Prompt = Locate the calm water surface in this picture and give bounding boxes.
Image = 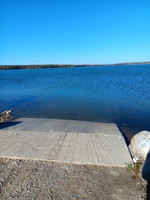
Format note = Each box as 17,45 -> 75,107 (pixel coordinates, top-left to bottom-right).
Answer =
0,65 -> 150,139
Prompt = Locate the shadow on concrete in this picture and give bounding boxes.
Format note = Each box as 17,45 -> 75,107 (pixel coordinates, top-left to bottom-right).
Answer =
114,120 -> 130,146
0,121 -> 22,130
142,150 -> 150,200
116,125 -> 130,146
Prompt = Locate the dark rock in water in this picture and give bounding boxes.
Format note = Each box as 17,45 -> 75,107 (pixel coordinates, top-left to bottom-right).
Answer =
0,109 -> 14,123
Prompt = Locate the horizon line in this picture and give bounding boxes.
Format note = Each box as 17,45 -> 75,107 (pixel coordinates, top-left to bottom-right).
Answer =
0,61 -> 150,66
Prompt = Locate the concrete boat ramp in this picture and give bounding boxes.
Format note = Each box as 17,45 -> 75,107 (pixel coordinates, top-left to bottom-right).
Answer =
0,118 -> 132,167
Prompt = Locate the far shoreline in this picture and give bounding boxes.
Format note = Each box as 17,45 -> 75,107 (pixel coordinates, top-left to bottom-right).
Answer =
0,61 -> 150,70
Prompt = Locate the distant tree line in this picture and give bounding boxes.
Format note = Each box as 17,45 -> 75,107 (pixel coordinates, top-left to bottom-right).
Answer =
0,64 -> 91,70
0,62 -> 150,70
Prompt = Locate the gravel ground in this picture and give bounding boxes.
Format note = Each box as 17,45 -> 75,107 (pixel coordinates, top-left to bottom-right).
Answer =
0,158 -> 146,200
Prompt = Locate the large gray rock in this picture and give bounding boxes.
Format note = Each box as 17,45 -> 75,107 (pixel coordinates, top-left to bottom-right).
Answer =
129,131 -> 150,160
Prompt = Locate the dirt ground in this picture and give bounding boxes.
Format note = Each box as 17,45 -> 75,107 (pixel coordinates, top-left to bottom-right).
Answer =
0,158 -> 146,200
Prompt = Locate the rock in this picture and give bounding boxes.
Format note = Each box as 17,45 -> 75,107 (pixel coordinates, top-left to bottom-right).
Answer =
129,131 -> 150,160
0,109 -> 14,123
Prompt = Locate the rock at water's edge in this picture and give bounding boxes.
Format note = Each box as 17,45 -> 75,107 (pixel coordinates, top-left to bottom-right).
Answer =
129,131 -> 150,160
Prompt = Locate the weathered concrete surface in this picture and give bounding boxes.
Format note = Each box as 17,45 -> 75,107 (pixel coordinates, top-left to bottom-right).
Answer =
0,118 -> 132,167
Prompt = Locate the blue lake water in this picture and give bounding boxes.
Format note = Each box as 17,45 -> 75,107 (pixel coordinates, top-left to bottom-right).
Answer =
0,65 -> 150,139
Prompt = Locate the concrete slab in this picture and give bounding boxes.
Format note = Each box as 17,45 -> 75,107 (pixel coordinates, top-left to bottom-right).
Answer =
0,118 -> 132,167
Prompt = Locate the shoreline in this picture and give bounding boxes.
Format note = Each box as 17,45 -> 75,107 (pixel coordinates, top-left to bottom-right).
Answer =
0,119 -> 146,199
0,61 -> 150,70
0,157 -> 145,199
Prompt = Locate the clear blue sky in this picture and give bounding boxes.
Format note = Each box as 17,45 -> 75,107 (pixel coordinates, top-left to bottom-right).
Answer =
0,0 -> 150,65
